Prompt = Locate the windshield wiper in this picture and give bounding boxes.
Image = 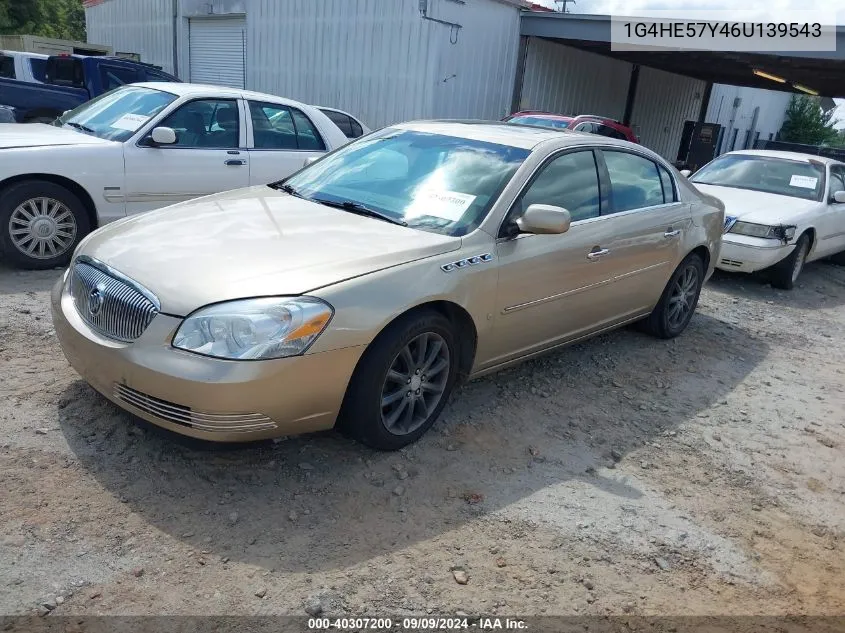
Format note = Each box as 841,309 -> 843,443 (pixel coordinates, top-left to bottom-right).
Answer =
273,183 -> 306,199
65,121 -> 95,134
312,198 -> 407,226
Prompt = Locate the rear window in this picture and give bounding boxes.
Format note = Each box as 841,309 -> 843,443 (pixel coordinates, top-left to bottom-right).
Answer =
100,65 -> 141,91
507,115 -> 570,130
47,57 -> 84,87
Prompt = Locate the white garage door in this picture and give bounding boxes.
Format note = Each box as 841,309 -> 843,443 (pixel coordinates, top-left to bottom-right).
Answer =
189,17 -> 246,89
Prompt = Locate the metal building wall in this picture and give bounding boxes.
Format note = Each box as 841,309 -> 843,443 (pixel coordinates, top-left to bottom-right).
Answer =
517,37 -> 632,119
629,67 -> 706,160
85,0 -> 176,74
431,0 -> 522,121
706,84 -> 791,153
248,0 -> 440,129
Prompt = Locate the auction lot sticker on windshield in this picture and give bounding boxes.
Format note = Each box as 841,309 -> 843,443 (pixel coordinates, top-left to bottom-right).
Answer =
412,188 -> 477,221
789,175 -> 818,189
111,113 -> 150,132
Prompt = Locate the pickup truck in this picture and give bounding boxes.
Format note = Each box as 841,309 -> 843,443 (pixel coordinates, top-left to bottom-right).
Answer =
0,54 -> 180,123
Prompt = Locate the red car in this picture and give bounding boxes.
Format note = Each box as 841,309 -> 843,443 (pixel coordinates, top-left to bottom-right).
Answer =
504,111 -> 640,144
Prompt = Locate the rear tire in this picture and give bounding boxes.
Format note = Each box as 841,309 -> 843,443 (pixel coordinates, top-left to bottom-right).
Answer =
770,233 -> 809,290
337,310 -> 458,451
640,252 -> 704,339
0,180 -> 90,270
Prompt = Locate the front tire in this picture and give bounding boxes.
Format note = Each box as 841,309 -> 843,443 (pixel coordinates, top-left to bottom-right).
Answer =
338,310 -> 458,450
640,252 -> 704,339
770,233 -> 809,290
0,180 -> 90,270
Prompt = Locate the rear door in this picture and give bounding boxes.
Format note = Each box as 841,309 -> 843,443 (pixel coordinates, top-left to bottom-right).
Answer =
594,148 -> 691,312
123,97 -> 250,214
246,100 -> 327,185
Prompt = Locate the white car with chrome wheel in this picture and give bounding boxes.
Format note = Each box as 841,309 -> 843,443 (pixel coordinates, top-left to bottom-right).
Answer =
689,150 -> 845,289
0,82 -> 349,270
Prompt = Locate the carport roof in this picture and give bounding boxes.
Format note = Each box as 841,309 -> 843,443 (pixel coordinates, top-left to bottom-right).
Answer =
520,12 -> 845,98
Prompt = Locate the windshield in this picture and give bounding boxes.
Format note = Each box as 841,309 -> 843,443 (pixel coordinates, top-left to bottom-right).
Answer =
55,86 -> 178,142
281,128 -> 530,236
507,115 -> 570,130
692,154 -> 825,201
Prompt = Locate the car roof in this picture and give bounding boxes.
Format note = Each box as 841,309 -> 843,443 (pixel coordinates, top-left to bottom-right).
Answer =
724,149 -> 843,166
392,119 -> 637,151
1,49 -> 48,59
131,82 -> 313,109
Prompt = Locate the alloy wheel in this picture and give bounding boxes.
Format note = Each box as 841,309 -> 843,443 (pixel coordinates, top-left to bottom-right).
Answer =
9,197 -> 77,260
380,332 -> 451,436
667,263 -> 700,331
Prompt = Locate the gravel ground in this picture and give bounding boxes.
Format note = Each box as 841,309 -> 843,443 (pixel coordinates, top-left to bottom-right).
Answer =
1,259 -> 844,618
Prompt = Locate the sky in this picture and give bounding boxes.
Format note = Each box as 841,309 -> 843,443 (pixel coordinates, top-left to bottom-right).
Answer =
533,0 -> 845,126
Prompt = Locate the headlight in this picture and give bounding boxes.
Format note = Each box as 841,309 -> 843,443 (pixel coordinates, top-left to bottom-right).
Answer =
728,221 -> 796,241
172,297 -> 333,360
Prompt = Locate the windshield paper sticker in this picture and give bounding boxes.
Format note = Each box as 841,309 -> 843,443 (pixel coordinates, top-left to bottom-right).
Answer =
409,188 -> 477,221
110,113 -> 150,132
789,175 -> 818,189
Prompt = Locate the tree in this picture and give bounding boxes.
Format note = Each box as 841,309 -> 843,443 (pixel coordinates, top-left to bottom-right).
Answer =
0,0 -> 85,41
778,94 -> 840,146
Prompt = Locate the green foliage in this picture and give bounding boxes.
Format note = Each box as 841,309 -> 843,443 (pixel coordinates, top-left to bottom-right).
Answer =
778,94 -> 841,146
0,0 -> 85,42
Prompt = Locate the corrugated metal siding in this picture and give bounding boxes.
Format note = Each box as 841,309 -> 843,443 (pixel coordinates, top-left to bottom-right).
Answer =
518,38 -> 632,118
431,0 -> 522,121
249,0 -> 442,129
85,0 -> 175,74
629,67 -> 705,160
706,84 -> 791,153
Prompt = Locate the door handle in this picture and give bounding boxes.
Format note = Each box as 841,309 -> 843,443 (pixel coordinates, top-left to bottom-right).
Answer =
225,159 -> 247,166
664,229 -> 681,238
586,248 -> 610,260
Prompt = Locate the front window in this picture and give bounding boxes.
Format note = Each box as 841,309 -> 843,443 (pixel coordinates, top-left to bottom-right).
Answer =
507,115 -> 570,130
692,154 -> 825,201
55,86 -> 178,142
281,128 -> 530,236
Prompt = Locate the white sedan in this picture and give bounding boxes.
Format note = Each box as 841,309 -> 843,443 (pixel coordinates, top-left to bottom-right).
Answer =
0,82 -> 350,269
689,150 -> 845,289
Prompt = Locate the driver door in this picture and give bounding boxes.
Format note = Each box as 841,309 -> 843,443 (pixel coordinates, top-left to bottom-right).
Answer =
816,165 -> 845,257
486,149 -> 621,367
123,98 -> 250,214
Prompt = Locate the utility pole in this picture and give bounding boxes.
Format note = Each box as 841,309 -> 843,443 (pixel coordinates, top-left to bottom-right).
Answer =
556,0 -> 575,12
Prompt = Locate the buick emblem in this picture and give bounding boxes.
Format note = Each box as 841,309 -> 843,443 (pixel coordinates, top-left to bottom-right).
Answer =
88,285 -> 105,317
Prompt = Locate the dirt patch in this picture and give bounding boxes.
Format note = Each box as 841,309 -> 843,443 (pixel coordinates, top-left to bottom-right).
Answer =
1,261 -> 843,616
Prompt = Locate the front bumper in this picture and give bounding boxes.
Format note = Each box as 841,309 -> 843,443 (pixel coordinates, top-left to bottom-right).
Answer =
715,235 -> 794,274
51,274 -> 365,442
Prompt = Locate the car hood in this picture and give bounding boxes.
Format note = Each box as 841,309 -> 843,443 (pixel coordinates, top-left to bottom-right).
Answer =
0,123 -> 113,148
693,183 -> 820,224
77,186 -> 462,315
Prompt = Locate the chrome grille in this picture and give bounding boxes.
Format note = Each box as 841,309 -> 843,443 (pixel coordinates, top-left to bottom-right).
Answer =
70,259 -> 159,342
114,384 -> 277,433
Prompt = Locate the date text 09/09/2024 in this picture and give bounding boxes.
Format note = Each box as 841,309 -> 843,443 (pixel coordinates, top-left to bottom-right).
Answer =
307,617 -> 529,630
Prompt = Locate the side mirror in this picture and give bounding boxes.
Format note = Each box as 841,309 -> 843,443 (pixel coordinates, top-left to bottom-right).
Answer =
516,204 -> 572,235
303,156 -> 319,167
149,126 -> 177,145
834,191 -> 845,204
679,169 -> 692,177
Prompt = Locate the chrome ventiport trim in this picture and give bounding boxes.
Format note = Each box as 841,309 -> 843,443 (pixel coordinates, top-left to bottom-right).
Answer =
441,253 -> 493,272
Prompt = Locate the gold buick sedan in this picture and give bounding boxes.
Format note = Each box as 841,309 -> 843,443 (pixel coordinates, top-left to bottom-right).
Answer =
52,121 -> 724,450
